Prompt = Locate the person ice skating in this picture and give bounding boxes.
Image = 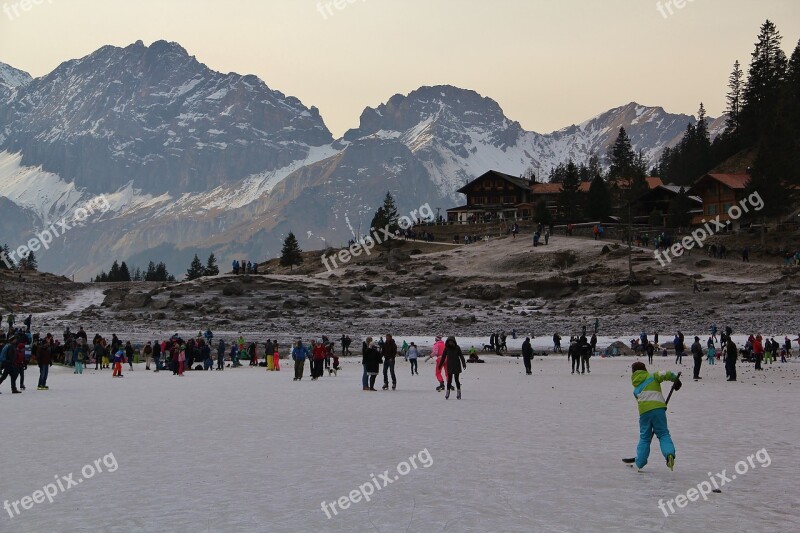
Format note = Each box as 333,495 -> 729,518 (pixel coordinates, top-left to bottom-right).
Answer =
426,335 -> 447,391
407,342 -> 419,375
74,342 -> 86,374
265,339 -> 274,371
143,342 -> 152,370
273,341 -> 281,371
0,340 -> 23,393
569,338 -> 580,374
630,362 -> 681,470
381,334 -> 398,390
580,335 -> 591,374
177,346 -> 186,376
725,338 -> 738,381
36,339 -> 52,390
311,340 -> 326,380
23,314 -> 31,333
646,341 -> 654,364
291,340 -> 307,381
753,334 -> 764,370
362,337 -> 381,391
709,324 -> 718,343
673,334 -> 684,365
706,339 -> 716,365
112,349 -> 125,377
521,337 -> 533,375
439,336 -> 467,399
553,333 -> 562,353
691,337 -> 703,380
216,339 -> 225,370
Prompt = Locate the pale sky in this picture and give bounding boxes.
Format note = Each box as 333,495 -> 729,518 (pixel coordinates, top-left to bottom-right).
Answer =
1,0 -> 798,137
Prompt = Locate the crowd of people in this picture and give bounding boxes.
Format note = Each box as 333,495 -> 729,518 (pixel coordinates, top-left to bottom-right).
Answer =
2,316 -> 798,400
231,260 -> 258,275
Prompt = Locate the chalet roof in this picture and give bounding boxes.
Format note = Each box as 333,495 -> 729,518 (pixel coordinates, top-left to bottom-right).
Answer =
531,182 -> 591,194
640,183 -> 702,204
704,173 -> 750,190
457,170 -> 531,194
687,173 -> 750,196
612,176 -> 664,190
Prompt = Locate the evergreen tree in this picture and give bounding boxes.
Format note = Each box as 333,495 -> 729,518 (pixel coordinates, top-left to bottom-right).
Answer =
119,261 -> 131,282
204,253 -> 220,276
108,260 -> 121,282
558,160 -> 581,221
132,267 -> 142,282
725,60 -> 744,135
369,192 -> 400,246
741,20 -> 788,145
154,262 -> 170,282
186,254 -> 204,280
280,232 -> 303,271
25,251 -> 38,271
586,176 -> 612,221
607,127 -> 637,180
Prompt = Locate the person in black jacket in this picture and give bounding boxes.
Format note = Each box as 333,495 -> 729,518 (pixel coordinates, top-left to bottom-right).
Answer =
363,338 -> 381,391
381,334 -> 398,390
438,336 -> 466,399
691,336 -> 703,380
569,338 -> 581,374
521,337 -> 533,375
725,339 -> 738,381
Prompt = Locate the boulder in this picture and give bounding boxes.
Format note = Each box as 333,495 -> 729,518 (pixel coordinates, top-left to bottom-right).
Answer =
615,286 -> 642,305
222,282 -> 244,296
119,292 -> 152,310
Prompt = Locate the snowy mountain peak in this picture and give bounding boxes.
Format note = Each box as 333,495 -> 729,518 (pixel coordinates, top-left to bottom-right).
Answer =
0,62 -> 32,90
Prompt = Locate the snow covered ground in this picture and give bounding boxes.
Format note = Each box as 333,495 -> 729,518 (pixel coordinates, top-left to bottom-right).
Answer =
3,355 -> 799,532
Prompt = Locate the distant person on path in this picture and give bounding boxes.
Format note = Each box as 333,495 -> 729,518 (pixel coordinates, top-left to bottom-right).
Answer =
630,362 -> 680,471
691,336 -> 703,380
521,337 -> 533,375
216,339 -> 225,370
439,336 -> 467,399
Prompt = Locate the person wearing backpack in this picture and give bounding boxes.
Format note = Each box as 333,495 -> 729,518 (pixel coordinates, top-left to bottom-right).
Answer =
0,341 -> 22,393
74,341 -> 86,374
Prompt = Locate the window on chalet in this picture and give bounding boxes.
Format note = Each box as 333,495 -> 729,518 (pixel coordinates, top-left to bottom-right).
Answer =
706,204 -> 718,215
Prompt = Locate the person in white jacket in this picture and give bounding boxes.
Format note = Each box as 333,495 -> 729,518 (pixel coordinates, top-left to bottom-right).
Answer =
406,343 -> 419,375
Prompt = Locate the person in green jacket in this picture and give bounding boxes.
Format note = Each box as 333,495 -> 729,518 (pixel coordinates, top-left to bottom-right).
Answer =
631,362 -> 681,470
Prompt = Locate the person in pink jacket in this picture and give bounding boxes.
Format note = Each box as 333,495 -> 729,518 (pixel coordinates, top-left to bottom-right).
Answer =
426,335 -> 448,391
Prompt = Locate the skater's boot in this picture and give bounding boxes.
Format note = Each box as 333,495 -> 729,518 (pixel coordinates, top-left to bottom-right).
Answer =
445,388 -> 450,399
382,383 -> 389,390
449,385 -> 455,391
436,381 -> 445,391
457,389 -> 461,400
392,383 -> 396,390
666,454 -> 675,471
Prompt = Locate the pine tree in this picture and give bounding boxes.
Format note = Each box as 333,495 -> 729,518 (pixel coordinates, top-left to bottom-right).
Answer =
108,260 -> 121,282
132,267 -> 142,282
558,160 -> 581,221
586,176 -> 612,221
533,199 -> 552,227
607,127 -> 636,181
204,253 -> 220,276
725,60 -> 744,134
369,192 -> 400,247
280,232 -> 303,271
186,254 -> 204,280
741,20 -> 788,145
119,261 -> 131,282
667,187 -> 693,228
155,262 -> 170,282
24,251 -> 38,271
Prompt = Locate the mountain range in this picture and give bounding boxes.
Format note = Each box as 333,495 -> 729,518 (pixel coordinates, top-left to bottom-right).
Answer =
0,40 -> 726,278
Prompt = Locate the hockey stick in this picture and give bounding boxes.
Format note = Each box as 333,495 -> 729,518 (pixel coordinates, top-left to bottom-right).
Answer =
665,372 -> 682,405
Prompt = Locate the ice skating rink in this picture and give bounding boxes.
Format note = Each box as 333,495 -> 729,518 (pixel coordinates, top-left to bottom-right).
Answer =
3,355 -> 799,532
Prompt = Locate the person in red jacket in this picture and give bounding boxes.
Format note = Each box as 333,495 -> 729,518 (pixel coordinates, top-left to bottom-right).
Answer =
753,334 -> 764,370
311,340 -> 326,380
